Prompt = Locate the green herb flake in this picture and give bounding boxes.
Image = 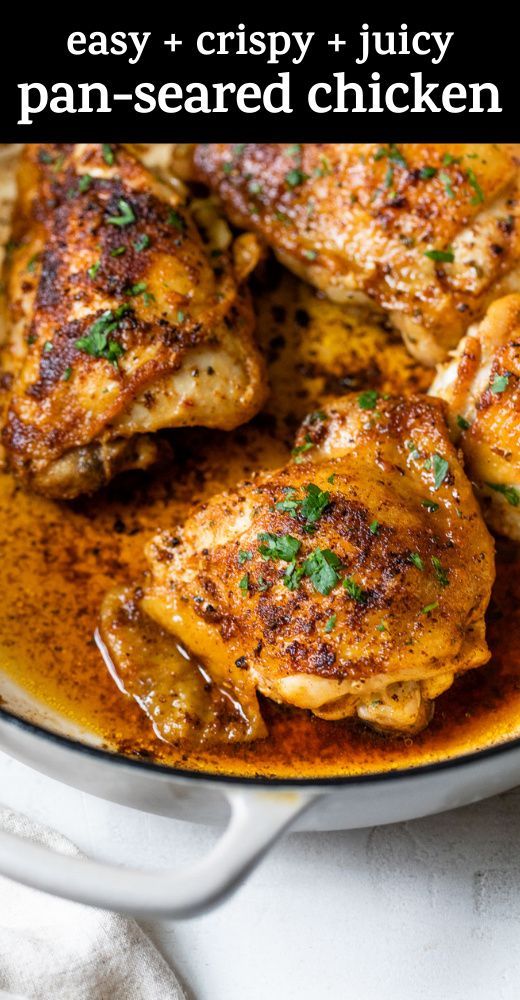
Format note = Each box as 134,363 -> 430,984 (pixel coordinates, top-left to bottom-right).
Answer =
75,306 -> 129,367
327,474 -> 336,484
238,550 -> 253,565
257,532 -> 301,562
490,373 -> 509,394
419,166 -> 437,179
439,170 -> 455,199
457,414 -> 471,430
134,233 -> 151,252
168,209 -> 186,232
432,454 -> 450,490
369,519 -> 380,535
78,174 -> 92,194
467,168 -> 484,205
126,281 -> 147,297
358,389 -> 379,411
285,169 -> 308,188
409,553 -> 424,571
43,341 -> 53,352
424,248 -> 455,263
292,434 -> 314,463
102,144 -> 116,166
485,482 -> 520,507
376,621 -> 388,633
283,561 -> 305,591
303,548 -> 342,596
88,260 -> 101,280
343,576 -> 367,603
422,602 -> 439,615
106,199 -> 136,228
239,574 -> 250,591
325,614 -> 337,633
431,555 -> 449,588
421,499 -> 439,512
110,246 -> 126,257
62,366 -> 72,382
300,483 -> 330,524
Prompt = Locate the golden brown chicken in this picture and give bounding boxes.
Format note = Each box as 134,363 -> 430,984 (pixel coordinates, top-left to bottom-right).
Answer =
431,294 -> 520,541
179,143 -> 520,366
103,393 -> 495,737
0,143 -> 266,498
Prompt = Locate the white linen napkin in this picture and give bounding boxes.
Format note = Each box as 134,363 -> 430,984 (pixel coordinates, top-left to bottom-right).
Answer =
0,807 -> 185,1000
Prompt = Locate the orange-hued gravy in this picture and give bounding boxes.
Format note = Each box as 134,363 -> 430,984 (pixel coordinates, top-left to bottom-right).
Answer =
1,265 -> 520,778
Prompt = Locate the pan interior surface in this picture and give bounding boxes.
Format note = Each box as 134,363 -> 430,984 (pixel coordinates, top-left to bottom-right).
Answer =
1,144 -> 520,781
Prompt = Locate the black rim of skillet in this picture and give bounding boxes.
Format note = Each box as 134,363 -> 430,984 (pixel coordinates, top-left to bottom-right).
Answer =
1,702 -> 520,786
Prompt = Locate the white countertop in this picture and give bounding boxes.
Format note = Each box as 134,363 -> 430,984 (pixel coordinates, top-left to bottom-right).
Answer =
1,748 -> 520,1000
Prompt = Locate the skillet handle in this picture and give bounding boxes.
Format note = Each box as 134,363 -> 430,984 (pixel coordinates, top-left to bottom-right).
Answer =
0,787 -> 318,918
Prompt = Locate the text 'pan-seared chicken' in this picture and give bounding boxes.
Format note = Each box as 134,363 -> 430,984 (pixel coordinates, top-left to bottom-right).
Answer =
0,143 -> 266,498
102,394 -> 495,739
432,294 -> 520,542
182,143 -> 520,366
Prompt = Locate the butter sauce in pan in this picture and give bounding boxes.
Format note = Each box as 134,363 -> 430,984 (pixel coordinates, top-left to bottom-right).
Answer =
1,266 -> 519,778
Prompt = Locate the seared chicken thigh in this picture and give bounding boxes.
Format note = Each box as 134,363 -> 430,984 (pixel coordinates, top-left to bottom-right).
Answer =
0,143 -> 266,498
112,394 -> 495,737
183,143 -> 520,366
432,294 -> 520,541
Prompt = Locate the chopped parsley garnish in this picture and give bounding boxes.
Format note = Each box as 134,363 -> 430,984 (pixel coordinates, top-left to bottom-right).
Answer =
327,474 -> 336,484
442,153 -> 460,166
300,483 -> 330,524
490,373 -> 509,394
285,168 -> 308,188
239,574 -> 250,591
343,576 -> 366,602
75,306 -> 129,367
431,555 -> 449,588
177,310 -> 185,323
26,254 -> 39,273
168,209 -> 186,231
88,260 -> 101,279
126,281 -> 147,297
102,144 -> 115,166
376,621 -> 388,632
419,166 -> 437,179
238,550 -> 252,564
432,453 -> 449,490
409,553 -> 424,571
38,150 -> 54,164
467,169 -> 484,205
358,389 -> 379,411
106,199 -> 136,227
302,548 -> 342,596
284,144 -> 302,158
421,499 -> 439,512
374,144 -> 407,168
283,561 -> 305,591
78,174 -> 92,194
43,341 -> 53,352
424,248 -> 455,263
369,519 -> 380,535
62,366 -> 72,382
134,233 -> 150,252
258,532 -> 301,562
457,414 -> 471,431
110,246 -> 126,257
257,576 -> 270,592
422,602 -> 439,615
439,170 -> 455,199
304,249 -> 318,260
292,434 -> 314,463
325,614 -> 337,633
485,482 -> 520,506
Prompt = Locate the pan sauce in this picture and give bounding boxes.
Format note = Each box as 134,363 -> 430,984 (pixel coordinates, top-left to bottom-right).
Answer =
1,248 -> 520,778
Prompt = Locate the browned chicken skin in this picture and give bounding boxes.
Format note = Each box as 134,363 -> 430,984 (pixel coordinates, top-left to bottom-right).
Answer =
431,294 -> 520,541
182,143 -> 520,366
0,143 -> 266,498
119,393 -> 495,736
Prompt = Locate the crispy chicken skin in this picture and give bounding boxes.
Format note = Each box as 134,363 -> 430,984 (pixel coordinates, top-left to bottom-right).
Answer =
139,394 -> 495,735
431,294 -> 520,541
0,143 -> 266,498
184,143 -> 520,366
